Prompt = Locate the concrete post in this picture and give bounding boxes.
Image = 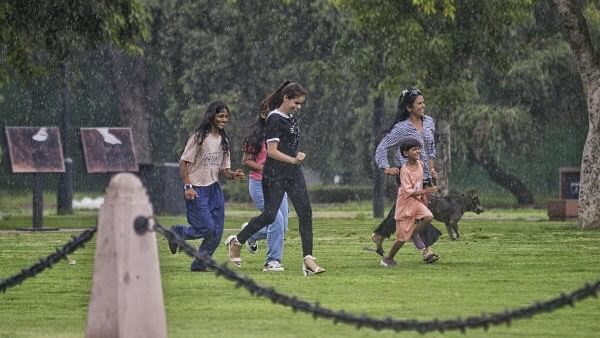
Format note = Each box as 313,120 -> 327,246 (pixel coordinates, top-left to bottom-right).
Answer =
86,173 -> 167,338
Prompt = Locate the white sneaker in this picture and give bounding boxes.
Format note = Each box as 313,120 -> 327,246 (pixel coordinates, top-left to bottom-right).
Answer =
240,222 -> 258,254
262,260 -> 284,272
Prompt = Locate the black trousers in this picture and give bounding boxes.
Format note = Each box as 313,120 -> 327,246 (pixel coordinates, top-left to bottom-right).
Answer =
373,174 -> 440,246
238,169 -> 313,257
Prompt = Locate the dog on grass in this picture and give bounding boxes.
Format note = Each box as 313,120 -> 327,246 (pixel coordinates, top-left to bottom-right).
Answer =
428,190 -> 484,240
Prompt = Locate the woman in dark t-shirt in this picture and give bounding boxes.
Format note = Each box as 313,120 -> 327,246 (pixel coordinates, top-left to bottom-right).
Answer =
226,80 -> 325,276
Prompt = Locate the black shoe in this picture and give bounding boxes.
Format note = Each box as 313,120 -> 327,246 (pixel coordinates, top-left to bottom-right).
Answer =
168,226 -> 179,255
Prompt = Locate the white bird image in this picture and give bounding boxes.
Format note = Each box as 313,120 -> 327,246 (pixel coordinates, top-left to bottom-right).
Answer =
97,128 -> 122,145
32,127 -> 49,142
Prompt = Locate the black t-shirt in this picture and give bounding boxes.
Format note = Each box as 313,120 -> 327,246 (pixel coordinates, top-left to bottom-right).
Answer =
263,110 -> 301,179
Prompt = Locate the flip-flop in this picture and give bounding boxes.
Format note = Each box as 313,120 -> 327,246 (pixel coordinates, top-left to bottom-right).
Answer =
363,246 -> 385,257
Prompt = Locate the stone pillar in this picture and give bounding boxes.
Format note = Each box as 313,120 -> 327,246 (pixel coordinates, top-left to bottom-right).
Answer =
86,173 -> 167,338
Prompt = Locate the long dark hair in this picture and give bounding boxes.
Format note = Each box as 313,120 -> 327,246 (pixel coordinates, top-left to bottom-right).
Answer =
383,88 -> 423,134
242,102 -> 268,156
193,100 -> 230,152
262,80 -> 307,111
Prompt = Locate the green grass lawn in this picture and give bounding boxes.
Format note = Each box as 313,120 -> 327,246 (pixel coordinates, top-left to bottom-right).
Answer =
1,203 -> 599,337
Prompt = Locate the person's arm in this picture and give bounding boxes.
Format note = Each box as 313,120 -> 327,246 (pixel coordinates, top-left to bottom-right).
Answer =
429,159 -> 437,179
179,159 -> 197,200
375,124 -> 405,175
242,152 -> 263,172
220,168 -> 245,180
267,141 -> 305,165
425,116 -> 437,179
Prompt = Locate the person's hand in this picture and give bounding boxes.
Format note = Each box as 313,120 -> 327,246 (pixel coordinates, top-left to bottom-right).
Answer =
383,167 -> 400,176
184,187 -> 197,200
232,169 -> 245,181
295,152 -> 306,165
425,186 -> 438,194
431,168 -> 438,179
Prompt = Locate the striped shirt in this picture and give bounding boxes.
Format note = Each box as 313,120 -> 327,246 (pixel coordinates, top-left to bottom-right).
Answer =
374,115 -> 436,180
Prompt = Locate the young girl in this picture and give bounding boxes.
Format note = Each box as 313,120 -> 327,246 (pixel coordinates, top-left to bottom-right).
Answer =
168,101 -> 245,272
381,138 -> 438,267
239,100 -> 289,272
226,80 -> 325,276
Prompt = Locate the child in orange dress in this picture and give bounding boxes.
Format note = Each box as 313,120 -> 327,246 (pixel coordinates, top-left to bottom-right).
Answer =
380,138 -> 438,267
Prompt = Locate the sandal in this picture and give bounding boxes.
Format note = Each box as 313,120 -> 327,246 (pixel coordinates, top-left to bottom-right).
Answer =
423,252 -> 440,264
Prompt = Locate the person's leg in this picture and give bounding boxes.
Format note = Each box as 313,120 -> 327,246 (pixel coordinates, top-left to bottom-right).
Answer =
381,240 -> 404,267
286,171 -> 325,275
250,177 -> 285,265
237,178 -> 285,243
414,207 -> 439,264
373,203 -> 398,238
371,172 -> 401,253
185,185 -> 219,271
267,192 -> 288,262
172,186 -> 212,240
227,177 -> 285,266
265,207 -> 285,264
285,175 -> 313,257
247,179 -> 268,243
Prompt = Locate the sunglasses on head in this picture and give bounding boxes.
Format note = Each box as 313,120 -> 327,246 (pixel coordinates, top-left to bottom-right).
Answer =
402,89 -> 422,98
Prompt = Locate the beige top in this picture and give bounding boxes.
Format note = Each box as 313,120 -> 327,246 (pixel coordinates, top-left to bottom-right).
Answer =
180,133 -> 230,186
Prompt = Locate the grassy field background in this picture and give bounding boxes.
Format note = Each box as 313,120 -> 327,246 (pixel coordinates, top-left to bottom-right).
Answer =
1,193 -> 599,337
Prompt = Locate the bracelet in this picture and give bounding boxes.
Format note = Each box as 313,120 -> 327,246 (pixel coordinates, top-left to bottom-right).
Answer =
184,184 -> 193,190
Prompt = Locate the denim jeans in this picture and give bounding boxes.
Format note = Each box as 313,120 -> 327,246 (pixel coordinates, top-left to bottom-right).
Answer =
247,178 -> 288,263
172,182 -> 224,270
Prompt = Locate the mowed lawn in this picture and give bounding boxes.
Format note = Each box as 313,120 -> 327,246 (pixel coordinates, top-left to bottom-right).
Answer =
1,206 -> 599,338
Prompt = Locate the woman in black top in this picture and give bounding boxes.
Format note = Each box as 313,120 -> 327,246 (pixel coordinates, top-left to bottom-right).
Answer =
226,80 -> 325,276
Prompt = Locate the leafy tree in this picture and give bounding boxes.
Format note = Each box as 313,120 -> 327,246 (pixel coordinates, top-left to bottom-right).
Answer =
154,0 -> 364,182
1,1 -> 148,84
336,0 -> 536,205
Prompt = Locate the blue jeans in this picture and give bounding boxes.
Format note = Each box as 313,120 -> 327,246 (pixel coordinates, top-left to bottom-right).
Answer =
172,182 -> 224,271
247,178 -> 288,263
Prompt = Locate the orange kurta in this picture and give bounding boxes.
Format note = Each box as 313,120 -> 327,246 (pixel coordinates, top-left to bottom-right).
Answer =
394,160 -> 433,241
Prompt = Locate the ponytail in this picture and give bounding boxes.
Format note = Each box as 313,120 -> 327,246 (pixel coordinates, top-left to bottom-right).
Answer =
263,80 -> 307,111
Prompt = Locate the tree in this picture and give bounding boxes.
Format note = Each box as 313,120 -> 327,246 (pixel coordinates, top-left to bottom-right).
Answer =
336,0 -> 536,206
1,1 -> 148,83
1,1 -> 148,213
555,0 -> 600,229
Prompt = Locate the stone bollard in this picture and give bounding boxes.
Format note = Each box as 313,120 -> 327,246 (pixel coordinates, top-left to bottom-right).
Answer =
86,173 -> 167,338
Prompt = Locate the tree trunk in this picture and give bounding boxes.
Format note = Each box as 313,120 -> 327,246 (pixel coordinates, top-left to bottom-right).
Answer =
110,47 -> 152,165
556,0 -> 600,229
372,94 -> 385,218
469,148 -> 535,205
435,109 -> 451,196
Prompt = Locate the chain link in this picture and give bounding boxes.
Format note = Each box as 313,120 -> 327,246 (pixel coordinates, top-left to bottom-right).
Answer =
143,216 -> 599,334
0,227 -> 97,293
2,218 -> 599,335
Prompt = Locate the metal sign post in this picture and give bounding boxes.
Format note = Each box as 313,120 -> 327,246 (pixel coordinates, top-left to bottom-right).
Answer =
5,126 -> 65,231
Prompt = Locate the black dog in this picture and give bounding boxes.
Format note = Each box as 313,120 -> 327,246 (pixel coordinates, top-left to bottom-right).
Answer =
428,191 -> 484,240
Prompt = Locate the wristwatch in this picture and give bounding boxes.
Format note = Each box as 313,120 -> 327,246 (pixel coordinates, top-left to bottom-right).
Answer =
184,184 -> 193,190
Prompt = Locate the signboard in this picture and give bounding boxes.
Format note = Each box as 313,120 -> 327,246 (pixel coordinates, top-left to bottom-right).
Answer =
5,126 -> 65,173
80,127 -> 138,173
559,167 -> 580,200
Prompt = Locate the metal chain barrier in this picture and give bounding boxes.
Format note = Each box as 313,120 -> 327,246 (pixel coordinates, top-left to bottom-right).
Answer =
135,216 -> 600,334
1,218 -> 598,334
0,227 -> 97,293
